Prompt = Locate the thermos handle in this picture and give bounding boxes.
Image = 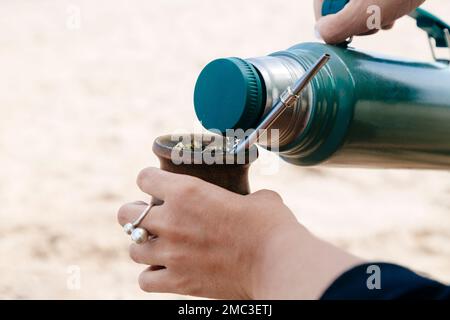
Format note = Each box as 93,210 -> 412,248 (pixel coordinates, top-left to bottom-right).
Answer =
321,0 -> 350,16
321,0 -> 450,63
410,8 -> 450,63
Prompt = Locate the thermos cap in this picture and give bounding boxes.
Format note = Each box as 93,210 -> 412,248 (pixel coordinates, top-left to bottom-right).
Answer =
194,58 -> 265,133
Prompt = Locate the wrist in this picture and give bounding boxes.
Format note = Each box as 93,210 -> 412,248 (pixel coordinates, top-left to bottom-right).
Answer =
248,223 -> 305,299
249,223 -> 363,300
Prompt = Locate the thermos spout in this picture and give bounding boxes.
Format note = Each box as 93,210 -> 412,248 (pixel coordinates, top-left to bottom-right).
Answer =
233,54 -> 330,154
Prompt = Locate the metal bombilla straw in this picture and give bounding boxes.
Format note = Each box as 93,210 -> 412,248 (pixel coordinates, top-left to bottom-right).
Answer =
232,53 -> 331,154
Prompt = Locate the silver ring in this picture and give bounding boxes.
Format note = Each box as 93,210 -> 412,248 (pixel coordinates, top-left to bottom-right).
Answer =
133,204 -> 153,228
123,202 -> 156,244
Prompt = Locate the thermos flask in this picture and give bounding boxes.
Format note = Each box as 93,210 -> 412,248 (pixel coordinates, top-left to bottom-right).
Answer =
193,4 -> 450,170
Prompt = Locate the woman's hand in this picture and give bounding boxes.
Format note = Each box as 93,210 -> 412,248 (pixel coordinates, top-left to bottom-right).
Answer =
118,167 -> 362,299
314,0 -> 426,44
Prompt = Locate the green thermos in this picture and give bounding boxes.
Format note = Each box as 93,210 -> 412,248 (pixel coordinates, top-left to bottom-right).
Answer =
193,5 -> 450,170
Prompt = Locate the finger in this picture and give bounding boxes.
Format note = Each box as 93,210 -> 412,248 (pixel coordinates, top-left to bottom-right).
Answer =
357,29 -> 379,36
138,267 -> 179,294
118,201 -> 147,226
137,167 -> 183,200
356,21 -> 394,36
355,21 -> 394,36
118,201 -> 146,226
315,1 -> 366,44
382,22 -> 395,30
129,238 -> 167,266
117,202 -> 166,235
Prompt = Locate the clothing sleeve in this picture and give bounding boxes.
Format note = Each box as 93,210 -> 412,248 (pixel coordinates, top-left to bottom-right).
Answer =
321,263 -> 450,300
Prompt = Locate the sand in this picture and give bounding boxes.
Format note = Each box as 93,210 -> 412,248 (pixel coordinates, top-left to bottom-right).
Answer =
0,0 -> 449,299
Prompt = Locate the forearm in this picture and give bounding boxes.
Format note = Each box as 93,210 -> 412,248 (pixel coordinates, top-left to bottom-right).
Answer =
118,168 -> 448,300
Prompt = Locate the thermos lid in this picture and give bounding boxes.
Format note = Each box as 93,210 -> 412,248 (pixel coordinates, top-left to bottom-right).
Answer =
194,58 -> 265,133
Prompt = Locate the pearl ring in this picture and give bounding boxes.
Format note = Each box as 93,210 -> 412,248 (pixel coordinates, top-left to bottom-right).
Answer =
124,199 -> 163,244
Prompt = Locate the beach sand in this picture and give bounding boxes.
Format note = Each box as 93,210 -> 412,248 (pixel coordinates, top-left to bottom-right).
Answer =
0,0 -> 449,299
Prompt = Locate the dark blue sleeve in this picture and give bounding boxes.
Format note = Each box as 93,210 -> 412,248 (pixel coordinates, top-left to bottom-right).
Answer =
321,263 -> 450,300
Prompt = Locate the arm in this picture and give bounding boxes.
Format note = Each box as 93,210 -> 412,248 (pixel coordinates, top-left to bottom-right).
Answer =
118,168 -> 450,299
